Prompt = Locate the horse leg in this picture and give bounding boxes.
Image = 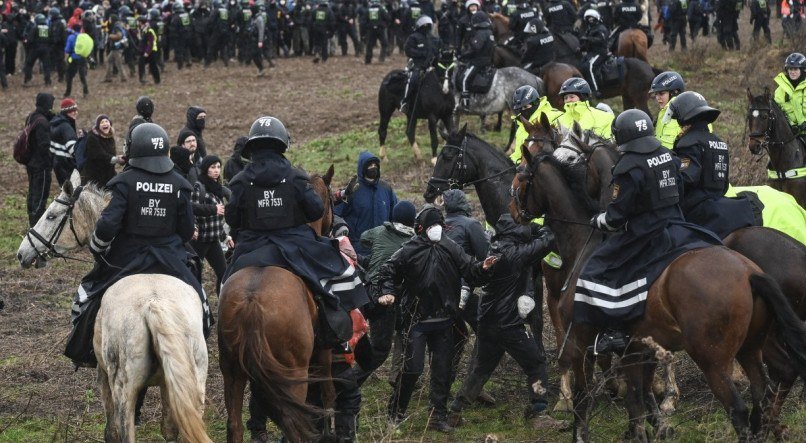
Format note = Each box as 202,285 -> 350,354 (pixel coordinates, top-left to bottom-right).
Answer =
312,347 -> 336,437
428,116 -> 439,164
479,115 -> 487,133
494,111 -> 503,132
405,116 -> 423,162
763,338 -> 798,439
111,375 -> 139,443
220,350 -> 247,443
379,106 -> 391,163
620,352 -> 650,443
98,366 -> 119,443
571,331 -> 596,442
159,382 -> 180,443
700,365 -> 751,440
736,348 -> 769,438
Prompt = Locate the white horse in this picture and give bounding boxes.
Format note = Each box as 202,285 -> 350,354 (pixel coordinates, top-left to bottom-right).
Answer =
17,170 -> 212,443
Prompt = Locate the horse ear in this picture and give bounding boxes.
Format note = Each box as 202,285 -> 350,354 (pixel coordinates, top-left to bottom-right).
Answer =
763,86 -> 770,101
521,115 -> 536,133
521,142 -> 533,167
572,120 -> 582,137
63,174 -> 75,197
459,123 -> 468,138
324,164 -> 334,187
746,87 -> 753,103
540,112 -> 552,132
439,125 -> 450,142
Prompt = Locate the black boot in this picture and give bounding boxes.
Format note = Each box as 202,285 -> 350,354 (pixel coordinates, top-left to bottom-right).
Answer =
319,301 -> 353,349
590,330 -> 630,355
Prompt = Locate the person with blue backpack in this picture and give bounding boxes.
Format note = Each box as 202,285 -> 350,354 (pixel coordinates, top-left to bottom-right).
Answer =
64,24 -> 92,98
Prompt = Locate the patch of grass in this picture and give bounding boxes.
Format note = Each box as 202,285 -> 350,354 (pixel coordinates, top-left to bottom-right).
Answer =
0,194 -> 30,263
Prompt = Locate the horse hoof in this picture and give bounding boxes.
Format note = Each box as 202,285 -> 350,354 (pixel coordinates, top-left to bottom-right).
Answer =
553,398 -> 573,413
656,424 -> 676,440
431,156 -> 437,165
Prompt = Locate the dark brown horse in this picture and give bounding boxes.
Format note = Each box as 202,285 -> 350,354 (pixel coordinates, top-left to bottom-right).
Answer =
529,128 -> 806,438
615,29 -> 649,64
560,127 -> 806,439
746,87 -> 806,208
218,166 -> 337,443
541,60 -> 654,114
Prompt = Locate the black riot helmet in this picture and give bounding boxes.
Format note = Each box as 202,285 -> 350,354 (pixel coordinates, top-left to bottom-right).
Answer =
149,8 -> 161,19
128,123 -> 174,173
612,109 -> 661,153
49,7 -> 61,18
34,13 -> 46,24
471,10 -> 491,28
649,71 -> 685,97
118,5 -> 132,16
242,116 -> 291,158
559,77 -> 591,101
512,85 -> 540,112
668,91 -> 720,125
136,96 -> 154,120
523,17 -> 545,35
784,52 -> 806,69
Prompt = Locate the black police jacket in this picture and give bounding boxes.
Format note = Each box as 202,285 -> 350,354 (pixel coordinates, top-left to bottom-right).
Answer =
543,0 -> 577,33
581,22 -> 608,54
604,146 -> 683,236
225,150 -> 324,240
461,28 -> 494,67
405,29 -> 436,68
508,7 -> 538,40
479,218 -> 551,329
673,123 -> 730,210
614,1 -> 642,27
378,234 -> 490,323
363,5 -> 391,28
522,31 -> 557,67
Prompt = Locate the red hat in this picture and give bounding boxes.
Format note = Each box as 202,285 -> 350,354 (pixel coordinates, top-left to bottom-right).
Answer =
60,98 -> 78,112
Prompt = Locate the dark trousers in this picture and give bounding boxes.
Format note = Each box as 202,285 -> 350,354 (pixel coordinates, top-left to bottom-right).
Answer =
0,50 -> 7,88
349,304 -> 397,385
51,47 -> 66,81
138,54 -> 161,84
388,321 -> 454,418
364,27 -> 387,63
752,16 -> 772,42
667,20 -> 687,50
337,23 -> 361,56
450,323 -> 549,414
175,39 -> 191,69
312,30 -> 330,61
189,239 -> 226,293
53,157 -> 76,187
5,41 -> 17,74
246,43 -> 264,71
64,58 -> 88,97
26,166 -> 52,227
23,46 -> 51,84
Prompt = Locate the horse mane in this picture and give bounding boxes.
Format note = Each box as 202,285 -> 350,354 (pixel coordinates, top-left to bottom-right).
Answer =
537,153 -> 599,214
465,132 -> 515,166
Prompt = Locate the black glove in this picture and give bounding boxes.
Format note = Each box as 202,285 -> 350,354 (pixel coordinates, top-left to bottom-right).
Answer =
537,226 -> 556,249
799,122 -> 806,133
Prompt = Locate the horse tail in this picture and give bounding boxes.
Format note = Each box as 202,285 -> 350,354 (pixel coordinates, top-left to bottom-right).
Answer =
145,300 -> 212,443
230,289 -> 319,441
750,273 -> 806,379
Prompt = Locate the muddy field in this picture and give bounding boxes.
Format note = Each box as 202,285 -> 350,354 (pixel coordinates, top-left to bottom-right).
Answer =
1,12 -> 805,442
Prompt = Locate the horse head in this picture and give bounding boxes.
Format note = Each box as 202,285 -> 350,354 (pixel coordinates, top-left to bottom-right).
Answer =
435,49 -> 456,95
309,165 -> 335,236
518,112 -> 560,161
425,123 -> 469,202
557,126 -> 619,210
746,87 -> 774,155
17,170 -> 108,268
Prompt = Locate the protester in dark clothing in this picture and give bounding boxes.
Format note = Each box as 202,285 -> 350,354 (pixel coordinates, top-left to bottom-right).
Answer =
191,155 -> 233,294
223,136 -> 248,183
666,0 -> 688,51
25,93 -> 56,227
182,106 -> 208,162
50,98 -> 80,186
750,0 -> 772,43
125,96 -> 154,153
137,16 -> 161,84
449,214 -> 561,428
333,151 -> 398,256
81,115 -> 123,186
379,206 -> 497,433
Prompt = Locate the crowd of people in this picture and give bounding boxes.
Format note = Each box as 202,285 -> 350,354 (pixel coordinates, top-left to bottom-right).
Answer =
2,0 -> 803,95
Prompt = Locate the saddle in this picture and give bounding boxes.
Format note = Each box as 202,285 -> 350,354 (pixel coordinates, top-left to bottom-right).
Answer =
455,64 -> 496,94
594,55 -> 625,89
554,31 -> 581,55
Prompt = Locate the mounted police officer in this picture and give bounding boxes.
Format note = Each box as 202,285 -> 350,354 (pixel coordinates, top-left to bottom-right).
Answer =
576,109 -> 720,354
610,0 -> 642,52
65,123 -> 211,368
456,0 -> 480,50
223,116 -> 367,349
521,18 -> 556,72
668,92 -> 760,238
556,77 -> 614,138
507,0 -> 538,47
362,0 -> 391,63
579,9 -> 609,97
543,0 -> 577,34
773,52 -> 806,137
400,15 -> 437,113
510,84 -> 563,163
458,11 -> 495,109
649,71 -> 686,148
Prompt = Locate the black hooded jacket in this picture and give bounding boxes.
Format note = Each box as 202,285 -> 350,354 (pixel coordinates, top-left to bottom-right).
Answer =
182,106 -> 207,161
26,93 -> 55,169
443,189 -> 489,260
223,136 -> 247,184
479,216 -> 552,329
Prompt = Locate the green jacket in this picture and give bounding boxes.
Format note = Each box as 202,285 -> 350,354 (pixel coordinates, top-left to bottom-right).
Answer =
510,96 -> 564,164
773,72 -> 806,131
556,100 -> 614,140
360,221 -> 415,284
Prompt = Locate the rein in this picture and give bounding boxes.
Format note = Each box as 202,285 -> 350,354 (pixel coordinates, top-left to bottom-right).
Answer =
25,185 -> 94,264
747,100 -> 805,176
427,137 -> 517,192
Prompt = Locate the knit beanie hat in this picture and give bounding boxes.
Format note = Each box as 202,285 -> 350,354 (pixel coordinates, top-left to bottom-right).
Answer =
60,98 -> 78,112
200,155 -> 222,175
177,128 -> 196,145
392,201 -> 416,227
95,114 -> 111,130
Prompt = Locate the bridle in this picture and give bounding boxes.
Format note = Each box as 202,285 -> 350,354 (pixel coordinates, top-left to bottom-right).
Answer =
747,98 -> 800,156
25,185 -> 88,263
511,129 -> 561,222
427,136 -> 516,194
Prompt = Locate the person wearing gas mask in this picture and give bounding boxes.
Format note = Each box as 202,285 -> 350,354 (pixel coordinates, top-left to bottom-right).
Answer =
378,205 -> 498,433
333,151 -> 398,256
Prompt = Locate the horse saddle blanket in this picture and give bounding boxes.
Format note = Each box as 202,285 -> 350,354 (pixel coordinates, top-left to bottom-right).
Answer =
573,220 -> 721,329
596,56 -> 625,88
456,65 -> 496,94
554,31 -> 580,53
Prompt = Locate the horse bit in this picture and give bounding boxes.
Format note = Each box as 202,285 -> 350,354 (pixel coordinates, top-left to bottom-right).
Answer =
25,185 -> 87,263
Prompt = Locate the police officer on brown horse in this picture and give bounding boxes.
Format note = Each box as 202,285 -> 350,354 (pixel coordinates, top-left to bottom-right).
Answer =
223,116 -> 368,348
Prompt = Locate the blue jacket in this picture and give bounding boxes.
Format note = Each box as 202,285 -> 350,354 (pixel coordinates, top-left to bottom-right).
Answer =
64,32 -> 82,61
334,151 -> 398,256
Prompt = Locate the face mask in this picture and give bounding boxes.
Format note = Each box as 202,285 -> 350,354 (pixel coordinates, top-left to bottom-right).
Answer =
364,167 -> 379,180
196,118 -> 206,130
426,224 -> 443,242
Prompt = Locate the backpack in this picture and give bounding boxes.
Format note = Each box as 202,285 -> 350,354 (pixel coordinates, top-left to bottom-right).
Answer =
75,33 -> 94,58
13,115 -> 47,165
74,134 -> 89,170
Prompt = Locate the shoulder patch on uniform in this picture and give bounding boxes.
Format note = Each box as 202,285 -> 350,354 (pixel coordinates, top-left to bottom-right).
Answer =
680,157 -> 690,169
611,183 -> 620,200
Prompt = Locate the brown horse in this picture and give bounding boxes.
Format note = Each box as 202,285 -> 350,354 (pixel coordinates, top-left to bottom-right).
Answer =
510,136 -> 806,441
218,166 -> 337,443
615,29 -> 649,64
746,87 -> 806,208
541,60 -> 654,114
490,12 -> 512,43
558,126 -> 806,439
